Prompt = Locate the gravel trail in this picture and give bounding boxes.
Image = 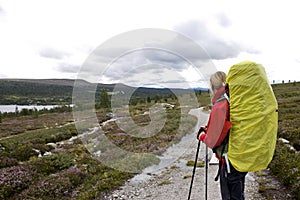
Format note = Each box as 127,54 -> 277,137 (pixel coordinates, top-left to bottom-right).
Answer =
104,108 -> 265,200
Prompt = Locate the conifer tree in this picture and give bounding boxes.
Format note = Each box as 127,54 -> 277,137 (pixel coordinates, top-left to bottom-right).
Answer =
100,88 -> 110,109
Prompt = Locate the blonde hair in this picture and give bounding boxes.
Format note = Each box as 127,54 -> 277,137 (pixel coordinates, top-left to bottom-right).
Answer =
210,71 -> 226,95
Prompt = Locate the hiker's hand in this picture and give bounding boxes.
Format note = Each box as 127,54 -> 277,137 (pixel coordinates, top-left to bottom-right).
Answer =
197,127 -> 206,140
199,133 -> 206,141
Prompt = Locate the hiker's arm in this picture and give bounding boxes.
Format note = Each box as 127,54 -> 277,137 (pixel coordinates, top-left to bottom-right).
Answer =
200,101 -> 230,148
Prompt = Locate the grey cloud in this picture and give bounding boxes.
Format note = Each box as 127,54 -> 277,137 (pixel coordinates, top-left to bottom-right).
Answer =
0,6 -> 4,14
202,39 -> 241,59
141,49 -> 189,70
39,47 -> 70,59
215,12 -> 232,27
119,63 -> 193,88
77,28 -> 216,85
55,63 -> 81,73
82,48 -> 184,82
174,19 -> 259,60
174,20 -> 210,41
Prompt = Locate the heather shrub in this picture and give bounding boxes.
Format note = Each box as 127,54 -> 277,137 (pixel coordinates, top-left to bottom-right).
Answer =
45,134 -> 58,143
0,164 -> 38,199
30,137 -> 46,144
70,127 -> 78,136
77,168 -> 132,200
65,167 -> 86,186
19,174 -> 73,199
30,152 -> 75,175
0,156 -> 18,168
32,143 -> 54,155
19,167 -> 85,199
13,143 -> 39,161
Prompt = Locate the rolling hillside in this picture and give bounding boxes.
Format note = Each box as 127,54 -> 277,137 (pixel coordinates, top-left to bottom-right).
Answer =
0,79 -> 207,105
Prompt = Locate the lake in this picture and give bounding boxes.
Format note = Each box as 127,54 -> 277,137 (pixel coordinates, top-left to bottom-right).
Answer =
0,105 -> 59,113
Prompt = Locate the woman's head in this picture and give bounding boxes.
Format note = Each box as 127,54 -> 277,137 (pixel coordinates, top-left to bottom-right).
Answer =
210,71 -> 226,95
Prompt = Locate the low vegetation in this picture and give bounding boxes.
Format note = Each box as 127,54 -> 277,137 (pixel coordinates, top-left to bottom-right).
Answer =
0,89 -> 204,199
264,82 -> 300,199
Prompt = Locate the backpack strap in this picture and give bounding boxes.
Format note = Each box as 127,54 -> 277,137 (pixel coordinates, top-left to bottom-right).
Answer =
214,138 -> 228,181
214,159 -> 223,181
224,93 -> 230,103
214,128 -> 230,181
215,93 -> 230,104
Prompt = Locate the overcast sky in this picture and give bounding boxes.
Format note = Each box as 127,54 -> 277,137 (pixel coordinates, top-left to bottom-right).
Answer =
0,0 -> 299,88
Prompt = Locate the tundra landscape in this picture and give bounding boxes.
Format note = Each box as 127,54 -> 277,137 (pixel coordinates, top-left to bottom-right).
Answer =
0,79 -> 299,199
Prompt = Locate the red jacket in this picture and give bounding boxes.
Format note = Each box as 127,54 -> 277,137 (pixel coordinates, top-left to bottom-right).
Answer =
200,86 -> 232,149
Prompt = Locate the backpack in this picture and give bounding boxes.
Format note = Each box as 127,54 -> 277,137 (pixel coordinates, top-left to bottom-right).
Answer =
226,61 -> 278,172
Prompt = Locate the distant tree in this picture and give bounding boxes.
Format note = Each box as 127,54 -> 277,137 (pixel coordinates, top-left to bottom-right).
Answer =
147,96 -> 151,103
139,98 -> 146,104
15,106 -> 19,116
154,95 -> 160,103
34,108 -> 39,118
100,88 -> 110,109
129,98 -> 138,106
20,108 -> 30,116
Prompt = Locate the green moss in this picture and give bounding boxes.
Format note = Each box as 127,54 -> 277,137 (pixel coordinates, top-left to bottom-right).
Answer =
186,160 -> 205,168
183,175 -> 192,179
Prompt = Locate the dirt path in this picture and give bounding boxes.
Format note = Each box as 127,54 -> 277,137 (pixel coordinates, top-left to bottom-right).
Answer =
104,141 -> 264,200
103,108 -> 265,200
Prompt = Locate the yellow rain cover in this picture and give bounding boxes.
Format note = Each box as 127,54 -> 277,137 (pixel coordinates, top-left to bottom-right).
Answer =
226,61 -> 278,172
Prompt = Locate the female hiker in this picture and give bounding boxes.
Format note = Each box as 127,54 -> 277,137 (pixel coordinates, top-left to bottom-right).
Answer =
197,71 -> 247,200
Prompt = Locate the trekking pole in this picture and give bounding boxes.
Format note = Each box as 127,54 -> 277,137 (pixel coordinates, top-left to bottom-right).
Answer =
187,139 -> 201,200
205,144 -> 208,200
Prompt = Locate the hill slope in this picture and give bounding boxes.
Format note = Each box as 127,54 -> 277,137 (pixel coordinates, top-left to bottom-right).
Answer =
0,79 -> 205,105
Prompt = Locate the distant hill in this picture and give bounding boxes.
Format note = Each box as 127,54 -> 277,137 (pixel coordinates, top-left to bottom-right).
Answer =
1,78 -> 80,86
0,79 -> 76,105
0,79 -> 206,105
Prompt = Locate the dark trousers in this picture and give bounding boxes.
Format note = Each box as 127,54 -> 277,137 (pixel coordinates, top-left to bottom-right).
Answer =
220,162 -> 247,200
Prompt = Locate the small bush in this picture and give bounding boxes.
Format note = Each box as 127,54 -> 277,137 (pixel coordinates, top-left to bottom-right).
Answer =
32,143 -> 54,155
13,144 -> 39,161
30,152 -> 75,175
